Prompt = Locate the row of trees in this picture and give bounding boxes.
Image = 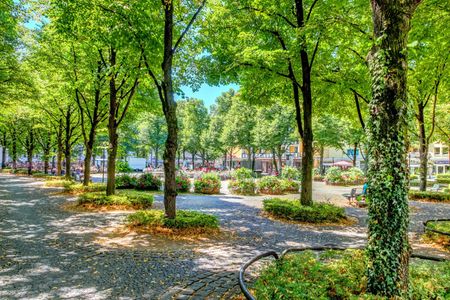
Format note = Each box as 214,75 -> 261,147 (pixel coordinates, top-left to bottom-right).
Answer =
0,0 -> 449,296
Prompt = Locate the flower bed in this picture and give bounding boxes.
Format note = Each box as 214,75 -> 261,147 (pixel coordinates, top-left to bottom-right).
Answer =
229,179 -> 257,195
258,176 -> 283,195
127,210 -> 219,235
78,190 -> 153,209
280,179 -> 300,193
194,173 -> 221,194
281,166 -> 301,181
135,173 -> 162,191
115,174 -> 138,189
252,249 -> 450,299
263,198 -> 346,223
176,172 -> 191,192
324,167 -> 365,185
409,191 -> 450,202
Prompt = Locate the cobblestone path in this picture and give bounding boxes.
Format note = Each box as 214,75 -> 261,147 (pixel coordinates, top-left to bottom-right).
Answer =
0,175 -> 448,299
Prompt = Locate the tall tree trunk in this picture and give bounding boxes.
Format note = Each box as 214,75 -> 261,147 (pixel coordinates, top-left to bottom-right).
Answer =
64,112 -> 72,180
161,1 -> 178,219
43,148 -> 50,175
366,0 -> 419,296
57,119 -> 63,176
83,145 -> 93,186
352,143 -> 358,167
319,145 -> 324,175
272,149 -> 278,174
247,148 -> 252,169
1,131 -> 6,168
27,150 -> 33,175
251,149 -> 256,171
191,152 -> 195,170
277,146 -> 283,176
229,150 -> 233,170
294,0 -> 313,206
11,128 -> 17,170
223,151 -> 227,169
155,148 -> 159,168
417,102 -> 428,191
106,47 -> 118,196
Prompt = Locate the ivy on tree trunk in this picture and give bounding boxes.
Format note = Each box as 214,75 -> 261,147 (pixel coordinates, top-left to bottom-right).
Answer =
366,0 -> 420,296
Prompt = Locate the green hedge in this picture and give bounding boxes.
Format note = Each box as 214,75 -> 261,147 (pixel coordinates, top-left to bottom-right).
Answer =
78,190 -> 153,208
135,173 -> 162,191
115,174 -> 138,189
409,180 -> 434,187
409,191 -> 450,202
254,250 -> 450,299
64,183 -> 106,193
263,198 -> 346,223
176,172 -> 191,192
127,210 -> 219,229
436,174 -> 450,184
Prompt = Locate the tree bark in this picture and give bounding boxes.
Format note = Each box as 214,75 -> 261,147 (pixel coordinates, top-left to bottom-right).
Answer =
417,102 -> 428,191
160,1 -> 178,219
366,0 -> 419,296
352,143 -> 358,167
1,131 -> 6,168
11,127 -> 17,170
106,47 -> 118,196
294,0 -> 313,206
56,119 -> 63,176
272,149 -> 278,174
64,109 -> 73,180
277,146 -> 283,176
319,145 -> 324,175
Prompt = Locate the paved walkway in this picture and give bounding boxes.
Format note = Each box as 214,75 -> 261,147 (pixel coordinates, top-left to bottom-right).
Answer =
0,175 -> 449,299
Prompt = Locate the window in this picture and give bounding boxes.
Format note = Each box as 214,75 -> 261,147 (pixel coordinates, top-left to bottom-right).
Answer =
443,147 -> 449,155
434,147 -> 441,155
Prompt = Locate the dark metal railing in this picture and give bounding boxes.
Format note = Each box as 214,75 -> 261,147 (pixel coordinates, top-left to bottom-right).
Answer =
424,219 -> 450,237
238,245 -> 449,300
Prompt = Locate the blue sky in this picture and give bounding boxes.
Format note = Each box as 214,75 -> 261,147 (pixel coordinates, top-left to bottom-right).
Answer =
178,83 -> 239,107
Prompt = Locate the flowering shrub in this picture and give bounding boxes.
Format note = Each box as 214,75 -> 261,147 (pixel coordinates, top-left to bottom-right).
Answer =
258,176 -> 283,195
115,174 -> 137,189
176,172 -> 191,192
232,168 -> 253,180
280,179 -> 300,193
194,173 -> 221,194
325,167 -> 365,185
229,179 -> 257,195
281,166 -> 301,181
135,173 -> 162,191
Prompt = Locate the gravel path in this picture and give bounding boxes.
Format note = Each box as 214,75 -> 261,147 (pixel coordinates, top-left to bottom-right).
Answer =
0,174 -> 448,299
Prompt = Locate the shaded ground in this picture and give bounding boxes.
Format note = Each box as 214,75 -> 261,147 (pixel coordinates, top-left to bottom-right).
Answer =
0,174 -> 448,299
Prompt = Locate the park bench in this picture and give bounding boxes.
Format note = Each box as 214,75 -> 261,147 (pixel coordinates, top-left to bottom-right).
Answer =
430,184 -> 441,192
343,188 -> 362,205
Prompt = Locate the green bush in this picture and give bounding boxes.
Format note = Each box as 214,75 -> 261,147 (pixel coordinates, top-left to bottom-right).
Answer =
44,179 -> 75,188
341,167 -> 364,183
194,173 -> 221,194
31,172 -> 48,178
325,167 -> 365,185
228,179 -> 257,195
135,173 -> 162,191
409,180 -> 434,187
280,179 -> 300,193
409,174 -> 418,180
117,160 -> 133,173
324,167 -> 342,183
263,198 -> 346,223
65,183 -> 106,193
254,249 -> 450,300
436,174 -> 450,184
12,168 -> 29,175
258,176 -> 283,195
78,190 -> 153,208
176,172 -> 191,192
231,167 -> 253,180
281,166 -> 301,181
115,174 -> 137,189
127,210 -> 219,229
409,190 -> 450,202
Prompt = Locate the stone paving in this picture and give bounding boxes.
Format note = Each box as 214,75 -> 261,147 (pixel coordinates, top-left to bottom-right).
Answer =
0,174 -> 449,299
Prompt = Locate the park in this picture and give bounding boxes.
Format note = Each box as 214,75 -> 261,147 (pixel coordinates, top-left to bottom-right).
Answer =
0,0 -> 449,299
